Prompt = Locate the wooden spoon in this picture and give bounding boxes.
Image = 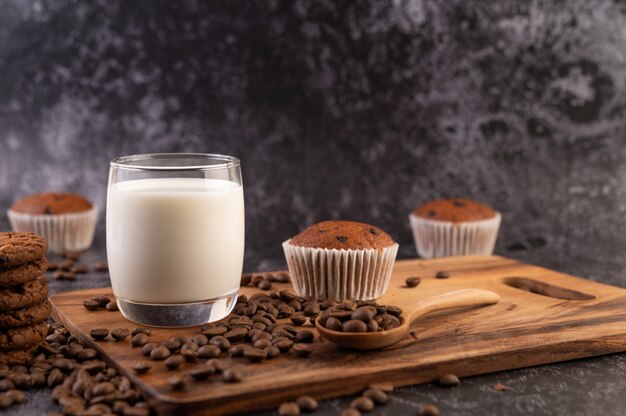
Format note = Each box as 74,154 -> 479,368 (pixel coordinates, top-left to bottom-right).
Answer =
315,289 -> 500,350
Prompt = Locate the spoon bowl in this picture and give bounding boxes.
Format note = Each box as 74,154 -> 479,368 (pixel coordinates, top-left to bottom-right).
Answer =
316,289 -> 500,350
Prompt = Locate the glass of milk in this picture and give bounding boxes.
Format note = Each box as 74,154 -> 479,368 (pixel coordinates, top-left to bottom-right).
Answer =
106,153 -> 244,327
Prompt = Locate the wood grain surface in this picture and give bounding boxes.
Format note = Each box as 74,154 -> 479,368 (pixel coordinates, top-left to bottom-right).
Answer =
49,255 -> 626,415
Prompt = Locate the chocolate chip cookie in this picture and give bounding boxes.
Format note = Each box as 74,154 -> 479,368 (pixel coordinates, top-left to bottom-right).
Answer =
0,258 -> 47,286
0,345 -> 38,365
0,232 -> 47,268
0,278 -> 48,312
0,301 -> 51,329
0,322 -> 47,351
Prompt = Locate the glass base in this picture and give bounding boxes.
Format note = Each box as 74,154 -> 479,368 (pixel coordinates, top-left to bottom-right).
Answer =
116,291 -> 238,328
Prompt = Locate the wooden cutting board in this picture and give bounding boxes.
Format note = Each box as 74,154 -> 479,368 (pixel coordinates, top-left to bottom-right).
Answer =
49,255 -> 626,415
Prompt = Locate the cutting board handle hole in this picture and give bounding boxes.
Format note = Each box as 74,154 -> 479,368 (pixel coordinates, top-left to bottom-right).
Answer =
501,277 -> 595,301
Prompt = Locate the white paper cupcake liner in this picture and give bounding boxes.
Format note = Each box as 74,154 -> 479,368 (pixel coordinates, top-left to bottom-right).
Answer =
7,207 -> 98,254
282,240 -> 399,300
409,212 -> 501,259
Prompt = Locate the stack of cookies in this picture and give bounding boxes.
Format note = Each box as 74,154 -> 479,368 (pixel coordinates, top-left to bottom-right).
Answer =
0,232 -> 50,365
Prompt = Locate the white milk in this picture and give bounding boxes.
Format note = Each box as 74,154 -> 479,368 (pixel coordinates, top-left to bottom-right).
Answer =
106,178 -> 244,304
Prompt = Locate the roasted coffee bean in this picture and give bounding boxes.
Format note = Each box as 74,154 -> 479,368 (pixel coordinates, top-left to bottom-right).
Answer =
47,261 -> 60,271
93,381 -> 115,396
94,262 -> 109,272
363,388 -> 388,404
405,277 -> 422,288
167,375 -> 186,391
222,369 -> 242,383
320,299 -> 337,310
240,274 -> 252,286
149,346 -> 171,361
351,397 -> 374,412
417,403 -> 441,416
47,368 -> 65,387
258,280 -> 272,291
290,313 -> 307,326
244,348 -> 267,363
325,317 -> 343,331
272,328 -> 295,340
274,339 -> 294,353
197,345 -> 221,359
329,310 -> 353,321
83,300 -> 101,311
90,329 -> 109,340
161,339 -> 182,351
303,303 -> 320,316
72,264 -> 88,274
296,395 -> 318,412
278,401 -> 300,416
111,328 -> 130,341
189,365 -> 216,381
12,374 -> 32,389
367,320 -> 379,332
181,348 -> 198,362
0,393 -> 13,408
133,361 -> 152,374
386,305 -> 402,317
59,259 -> 75,271
292,343 -> 312,358
224,327 -> 248,342
106,301 -> 119,311
341,409 -> 361,416
131,333 -> 150,347
264,345 -> 281,359
131,328 -> 152,336
193,334 -> 208,346
201,326 -> 228,337
343,320 -> 368,333
252,337 -> 272,349
274,272 -> 290,283
64,251 -> 80,261
295,329 -> 315,343
368,382 -> 394,393
6,389 -> 25,404
141,342 -> 158,356
46,333 -> 67,344
351,306 -> 376,322
207,359 -> 228,373
0,379 -> 14,392
379,314 -> 400,330
165,355 -> 184,370
54,270 -> 77,280
92,296 -> 111,308
230,344 -> 249,357
435,271 -> 449,279
209,336 -> 231,352
438,374 -> 460,387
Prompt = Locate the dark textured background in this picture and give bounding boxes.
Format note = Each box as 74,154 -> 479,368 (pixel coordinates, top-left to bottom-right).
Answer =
1,0 -> 626,415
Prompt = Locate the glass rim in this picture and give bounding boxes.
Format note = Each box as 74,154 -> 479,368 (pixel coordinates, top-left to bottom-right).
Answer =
110,153 -> 240,172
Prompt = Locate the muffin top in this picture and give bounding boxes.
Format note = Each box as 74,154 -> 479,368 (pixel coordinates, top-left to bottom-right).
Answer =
289,220 -> 395,250
413,198 -> 496,222
11,192 -> 93,215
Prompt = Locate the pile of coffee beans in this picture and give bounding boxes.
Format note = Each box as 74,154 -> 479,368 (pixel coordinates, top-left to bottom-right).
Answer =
82,295 -> 118,312
47,251 -> 109,281
0,322 -> 150,414
318,300 -> 403,333
240,272 -> 290,292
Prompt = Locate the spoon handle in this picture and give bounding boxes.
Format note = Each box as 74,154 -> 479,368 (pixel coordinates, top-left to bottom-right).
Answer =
407,289 -> 500,322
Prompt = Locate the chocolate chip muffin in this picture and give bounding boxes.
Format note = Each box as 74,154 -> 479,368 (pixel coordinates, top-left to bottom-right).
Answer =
409,198 -> 501,258
283,221 -> 398,300
8,192 -> 98,253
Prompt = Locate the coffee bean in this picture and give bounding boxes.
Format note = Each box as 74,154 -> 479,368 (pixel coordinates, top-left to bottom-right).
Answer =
351,397 -> 374,412
111,328 -> 129,341
0,380 -> 14,392
167,375 -> 186,391
222,369 -> 242,383
303,303 -> 320,316
230,344 -> 249,357
92,296 -> 111,308
131,333 -> 150,347
295,329 -> 315,343
0,393 -> 13,408
59,259 -> 75,271
94,262 -> 109,272
47,261 -> 60,271
363,388 -> 388,404
181,348 -> 198,362
343,320 -> 368,333
83,300 -> 101,311
53,270 -> 77,280
131,328 -> 152,336
329,310 -> 353,321
63,251 -> 80,261
275,272 -> 290,283
150,346 -> 171,361
292,343 -> 312,358
290,313 -> 307,326
189,364 -> 216,381
207,359 -> 228,373
274,339 -> 294,353
495,383 -> 507,391
278,401 -> 300,416
142,342 -> 158,356
435,271 -> 449,279
351,306 -> 376,322
296,395 -> 318,412
210,336 -> 231,352
253,338 -> 272,349
47,368 -> 65,387
224,327 -> 248,342
93,381 -> 115,396
198,345 -> 221,359
341,409 -> 361,416
46,333 -> 67,344
405,277 -> 421,288
133,361 -> 152,374
438,374 -> 460,387
6,389 -> 25,404
264,345 -> 281,359
417,403 -> 441,416
90,329 -> 109,340
106,301 -> 119,311
324,317 -> 343,331
258,280 -> 272,291
12,374 -> 32,390
240,274 -> 252,286
193,334 -> 208,346
244,348 -> 267,363
386,305 -> 402,317
378,314 -> 401,330
165,355 -> 184,370
161,339 -> 182,351
202,326 -> 228,337
72,264 -> 88,274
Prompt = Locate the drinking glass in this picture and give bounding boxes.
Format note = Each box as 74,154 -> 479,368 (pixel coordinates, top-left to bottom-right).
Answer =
107,153 -> 244,327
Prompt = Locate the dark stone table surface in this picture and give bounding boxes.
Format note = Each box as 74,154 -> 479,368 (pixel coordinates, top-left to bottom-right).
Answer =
4,233 -> 626,416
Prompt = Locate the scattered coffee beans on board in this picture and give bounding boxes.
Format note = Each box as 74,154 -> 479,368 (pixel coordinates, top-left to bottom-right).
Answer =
319,301 -> 402,332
